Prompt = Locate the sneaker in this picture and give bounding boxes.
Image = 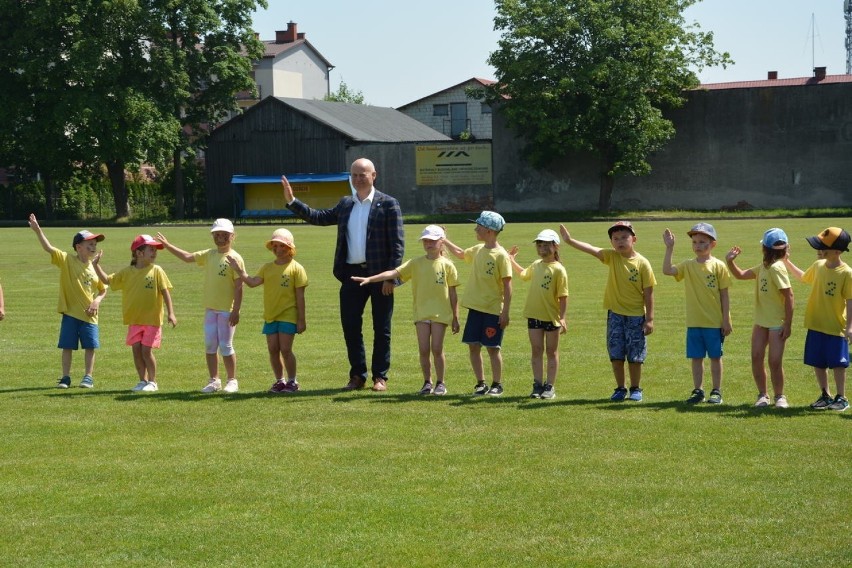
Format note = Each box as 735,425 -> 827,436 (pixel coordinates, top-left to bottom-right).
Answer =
80,375 -> 94,389
131,381 -> 148,392
201,378 -> 221,393
57,376 -> 71,389
473,382 -> 488,396
628,387 -> 643,402
828,395 -> 849,411
774,395 -> 789,409
754,394 -> 771,407
540,384 -> 556,400
810,393 -> 834,410
530,381 -> 545,399
283,380 -> 300,393
418,382 -> 433,395
141,382 -> 159,392
487,383 -> 503,396
610,387 -> 628,402
433,382 -> 447,396
269,379 -> 288,394
686,389 -> 705,404
707,389 -> 723,404
223,379 -> 239,393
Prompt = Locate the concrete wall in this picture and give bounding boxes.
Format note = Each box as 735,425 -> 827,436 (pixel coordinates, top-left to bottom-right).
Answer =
492,82 -> 852,211
397,81 -> 493,140
254,45 -> 329,101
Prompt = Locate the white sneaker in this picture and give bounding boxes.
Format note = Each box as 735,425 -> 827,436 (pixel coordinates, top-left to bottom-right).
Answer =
223,379 -> 239,393
201,378 -> 222,393
774,395 -> 789,409
141,382 -> 159,392
754,394 -> 770,407
131,381 -> 148,392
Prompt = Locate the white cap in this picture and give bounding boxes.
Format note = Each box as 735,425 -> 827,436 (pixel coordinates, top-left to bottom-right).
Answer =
533,229 -> 560,244
210,218 -> 234,234
419,225 -> 445,240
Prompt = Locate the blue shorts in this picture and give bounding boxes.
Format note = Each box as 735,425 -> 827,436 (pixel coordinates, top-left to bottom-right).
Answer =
804,329 -> 850,369
58,314 -> 100,350
686,327 -> 724,359
606,311 -> 646,363
462,309 -> 503,348
262,321 -> 297,335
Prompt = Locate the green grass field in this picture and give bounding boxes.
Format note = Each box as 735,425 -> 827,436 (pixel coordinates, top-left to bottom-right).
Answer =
1,218 -> 849,567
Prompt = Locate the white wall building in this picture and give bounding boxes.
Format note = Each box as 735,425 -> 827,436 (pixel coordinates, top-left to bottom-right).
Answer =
396,78 -> 496,140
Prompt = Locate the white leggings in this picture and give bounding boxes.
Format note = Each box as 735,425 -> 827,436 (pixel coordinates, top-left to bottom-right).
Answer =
204,309 -> 236,356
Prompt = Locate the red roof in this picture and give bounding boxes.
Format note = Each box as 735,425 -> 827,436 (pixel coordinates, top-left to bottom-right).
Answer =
697,74 -> 852,91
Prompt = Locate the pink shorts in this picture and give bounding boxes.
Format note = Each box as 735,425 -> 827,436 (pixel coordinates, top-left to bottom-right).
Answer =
126,325 -> 162,348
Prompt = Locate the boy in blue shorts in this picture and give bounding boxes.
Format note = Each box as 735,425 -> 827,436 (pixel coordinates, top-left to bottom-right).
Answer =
785,227 -> 852,411
444,211 -> 512,396
663,223 -> 733,404
28,214 -> 107,389
560,221 -> 656,402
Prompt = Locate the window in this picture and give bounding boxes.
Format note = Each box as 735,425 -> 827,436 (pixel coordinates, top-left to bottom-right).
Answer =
481,103 -> 492,114
433,104 -> 448,116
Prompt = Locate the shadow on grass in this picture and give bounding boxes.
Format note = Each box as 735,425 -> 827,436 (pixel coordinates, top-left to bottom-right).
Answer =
0,386 -> 64,394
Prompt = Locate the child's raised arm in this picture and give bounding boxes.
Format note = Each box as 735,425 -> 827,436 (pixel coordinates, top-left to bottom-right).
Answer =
351,269 -> 401,286
225,256 -> 263,288
662,228 -> 678,276
442,238 -> 465,260
91,251 -> 110,285
725,246 -> 756,280
28,214 -> 54,254
154,232 -> 195,263
560,224 -> 603,260
783,253 -> 805,282
507,246 -> 524,275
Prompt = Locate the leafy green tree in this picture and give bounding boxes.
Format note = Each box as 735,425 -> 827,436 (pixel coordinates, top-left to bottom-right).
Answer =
485,0 -> 731,212
324,80 -> 366,104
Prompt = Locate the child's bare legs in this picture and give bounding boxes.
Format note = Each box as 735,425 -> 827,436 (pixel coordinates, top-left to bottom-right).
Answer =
206,353 -> 220,379
709,357 -> 723,391
469,343 -> 484,383
278,332 -> 296,380
545,329 -> 560,385
83,348 -> 95,376
813,367 -> 831,396
529,328 -> 545,384
223,354 -> 237,380
766,330 -> 787,397
627,362 -> 642,389
429,322 -> 447,383
691,358 -> 705,390
266,334 -> 285,380
486,346 -> 502,383
751,326 -> 769,394
61,349 -> 73,377
132,343 -> 156,383
832,367 -> 846,398
611,359 -> 626,389
416,322 -> 434,383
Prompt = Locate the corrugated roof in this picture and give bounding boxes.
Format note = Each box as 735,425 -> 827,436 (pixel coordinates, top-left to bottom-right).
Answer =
697,74 -> 852,91
275,97 -> 452,142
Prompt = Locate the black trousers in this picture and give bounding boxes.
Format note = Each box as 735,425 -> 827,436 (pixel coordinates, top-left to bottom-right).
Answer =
339,264 -> 394,381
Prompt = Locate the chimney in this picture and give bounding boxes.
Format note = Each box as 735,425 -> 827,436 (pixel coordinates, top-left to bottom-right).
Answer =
814,66 -> 827,80
297,33 -> 305,40
275,21 -> 298,44
767,71 -> 778,80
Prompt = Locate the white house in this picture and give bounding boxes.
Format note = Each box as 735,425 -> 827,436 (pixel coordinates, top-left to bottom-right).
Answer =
396,77 -> 496,140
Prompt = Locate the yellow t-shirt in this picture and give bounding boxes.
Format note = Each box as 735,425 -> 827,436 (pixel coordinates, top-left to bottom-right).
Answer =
108,264 -> 172,326
461,244 -> 512,315
672,257 -> 732,328
801,260 -> 852,336
397,255 -> 459,325
193,249 -> 244,311
518,260 -> 569,325
752,261 -> 791,328
255,260 -> 308,323
600,249 -> 656,317
50,248 -> 105,324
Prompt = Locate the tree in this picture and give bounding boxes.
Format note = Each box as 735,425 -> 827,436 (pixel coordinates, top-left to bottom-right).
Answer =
324,80 -> 366,104
484,0 -> 731,212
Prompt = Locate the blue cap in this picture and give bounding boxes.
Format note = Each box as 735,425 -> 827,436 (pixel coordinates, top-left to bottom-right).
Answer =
472,211 -> 505,232
761,228 -> 788,249
687,222 -> 717,241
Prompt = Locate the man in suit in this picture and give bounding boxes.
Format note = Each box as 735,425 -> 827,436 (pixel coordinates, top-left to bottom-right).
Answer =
282,158 -> 405,391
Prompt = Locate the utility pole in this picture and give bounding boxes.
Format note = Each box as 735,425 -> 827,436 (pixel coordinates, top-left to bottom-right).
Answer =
845,0 -> 852,74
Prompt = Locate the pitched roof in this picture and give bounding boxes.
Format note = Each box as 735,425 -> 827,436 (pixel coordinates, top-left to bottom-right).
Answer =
696,74 -> 852,91
275,97 -> 451,142
396,77 -> 498,109
262,38 -> 333,69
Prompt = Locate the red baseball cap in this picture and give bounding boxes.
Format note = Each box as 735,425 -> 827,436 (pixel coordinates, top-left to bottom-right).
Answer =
131,234 -> 164,252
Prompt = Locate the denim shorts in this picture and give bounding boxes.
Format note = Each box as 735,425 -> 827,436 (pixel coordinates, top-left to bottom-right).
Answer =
606,311 -> 646,363
57,314 -> 100,350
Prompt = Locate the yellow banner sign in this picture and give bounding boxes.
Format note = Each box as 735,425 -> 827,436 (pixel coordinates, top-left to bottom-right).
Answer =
416,144 -> 492,186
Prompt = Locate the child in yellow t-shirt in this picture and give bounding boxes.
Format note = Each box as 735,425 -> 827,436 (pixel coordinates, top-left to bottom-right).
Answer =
156,219 -> 245,393
561,221 -> 655,402
93,235 -> 176,392
28,214 -> 107,389
444,212 -> 512,396
509,229 -> 568,400
784,227 -> 852,411
726,228 -> 794,408
663,223 -> 732,404
353,225 -> 460,395
228,228 -> 308,394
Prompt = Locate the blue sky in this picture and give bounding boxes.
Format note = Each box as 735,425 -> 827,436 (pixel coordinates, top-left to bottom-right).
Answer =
251,0 -> 848,108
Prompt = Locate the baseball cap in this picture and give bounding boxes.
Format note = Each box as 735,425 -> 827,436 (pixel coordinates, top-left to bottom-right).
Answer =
131,234 -> 164,252
471,211 -> 505,232
265,228 -> 295,250
687,222 -> 718,241
806,227 -> 851,252
533,229 -> 560,244
419,225 -> 445,241
607,221 -> 635,237
72,230 -> 105,247
210,218 -> 234,234
761,228 -> 788,249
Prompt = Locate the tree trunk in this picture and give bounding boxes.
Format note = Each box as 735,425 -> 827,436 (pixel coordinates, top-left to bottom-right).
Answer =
106,160 -> 131,218
598,173 -> 615,213
43,173 -> 56,219
173,149 -> 185,219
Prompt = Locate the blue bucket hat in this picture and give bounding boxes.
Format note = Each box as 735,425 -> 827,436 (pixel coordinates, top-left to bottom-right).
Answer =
472,211 -> 505,232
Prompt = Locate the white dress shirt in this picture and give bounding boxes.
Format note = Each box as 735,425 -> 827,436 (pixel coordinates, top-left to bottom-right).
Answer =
346,187 -> 374,264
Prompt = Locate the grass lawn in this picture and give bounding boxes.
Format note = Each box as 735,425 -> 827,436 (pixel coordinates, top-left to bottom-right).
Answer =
0,218 -> 849,567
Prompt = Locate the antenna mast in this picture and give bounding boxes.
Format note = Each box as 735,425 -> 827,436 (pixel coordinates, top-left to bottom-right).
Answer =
846,0 -> 852,73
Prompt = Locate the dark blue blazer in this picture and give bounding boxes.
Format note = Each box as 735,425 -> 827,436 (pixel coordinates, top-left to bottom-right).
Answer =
287,191 -> 405,282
